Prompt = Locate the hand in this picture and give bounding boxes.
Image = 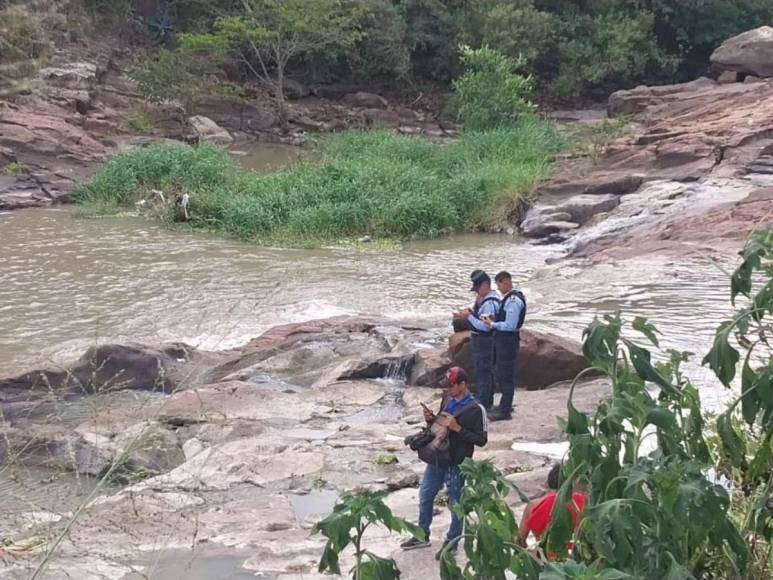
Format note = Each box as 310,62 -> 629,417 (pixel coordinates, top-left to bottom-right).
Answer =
435,414 -> 461,432
482,314 -> 493,327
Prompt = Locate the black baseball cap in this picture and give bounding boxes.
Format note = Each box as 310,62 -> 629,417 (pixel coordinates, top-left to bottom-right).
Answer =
470,269 -> 490,291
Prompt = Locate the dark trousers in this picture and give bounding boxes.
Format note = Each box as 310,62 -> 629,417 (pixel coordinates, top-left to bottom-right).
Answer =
471,333 -> 494,409
494,331 -> 520,412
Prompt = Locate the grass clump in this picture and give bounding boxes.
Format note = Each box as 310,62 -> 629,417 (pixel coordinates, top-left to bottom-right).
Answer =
0,161 -> 28,176
122,113 -> 155,134
75,120 -> 564,244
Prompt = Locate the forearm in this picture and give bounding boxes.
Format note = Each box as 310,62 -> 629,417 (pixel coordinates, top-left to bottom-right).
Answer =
467,314 -> 489,332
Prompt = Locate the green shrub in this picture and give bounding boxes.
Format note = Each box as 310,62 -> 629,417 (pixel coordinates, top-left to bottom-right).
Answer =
550,8 -> 677,99
122,113 -> 155,134
75,123 -> 564,244
0,7 -> 48,77
451,45 -> 534,131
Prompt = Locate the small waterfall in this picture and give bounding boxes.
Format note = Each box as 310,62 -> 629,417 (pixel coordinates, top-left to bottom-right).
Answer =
383,359 -> 409,382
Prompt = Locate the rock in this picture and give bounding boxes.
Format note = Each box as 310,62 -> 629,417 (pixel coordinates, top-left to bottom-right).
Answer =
358,235 -> 372,243
37,62 -> 98,90
343,91 -> 389,109
717,70 -> 740,84
361,108 -> 400,125
520,218 -> 580,238
546,193 -> 620,225
409,347 -> 451,386
711,26 -> 773,78
0,343 -> 219,399
147,437 -> 324,490
448,329 -> 591,390
607,77 -> 716,117
283,78 -> 310,99
386,471 -> 420,491
744,75 -> 763,84
187,115 -> 234,145
82,117 -> 117,135
158,380 -> 323,425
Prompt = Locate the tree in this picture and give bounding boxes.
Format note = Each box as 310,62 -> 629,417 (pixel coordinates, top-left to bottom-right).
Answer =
451,45 -> 534,130
178,0 -> 364,124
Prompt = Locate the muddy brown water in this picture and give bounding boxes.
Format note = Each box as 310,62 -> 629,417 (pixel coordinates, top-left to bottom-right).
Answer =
0,208 -> 733,406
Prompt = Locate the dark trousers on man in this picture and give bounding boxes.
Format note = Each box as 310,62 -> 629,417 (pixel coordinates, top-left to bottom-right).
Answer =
470,333 -> 494,409
494,331 -> 520,412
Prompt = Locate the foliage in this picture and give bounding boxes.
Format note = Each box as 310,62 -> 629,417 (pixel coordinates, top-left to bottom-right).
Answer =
438,458 -> 538,580
451,45 -> 534,131
549,7 -> 677,98
373,453 -> 398,466
128,49 -> 199,110
0,6 -> 48,77
313,489 -> 423,579
0,161 -> 28,176
178,0 -> 364,122
122,113 -> 155,134
74,121 -> 564,243
703,229 -> 773,576
347,0 -> 410,81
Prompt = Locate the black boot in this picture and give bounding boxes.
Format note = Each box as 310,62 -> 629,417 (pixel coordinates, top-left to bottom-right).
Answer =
488,407 -> 512,421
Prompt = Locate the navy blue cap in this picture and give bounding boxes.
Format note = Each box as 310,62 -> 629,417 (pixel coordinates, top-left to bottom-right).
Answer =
470,270 -> 490,291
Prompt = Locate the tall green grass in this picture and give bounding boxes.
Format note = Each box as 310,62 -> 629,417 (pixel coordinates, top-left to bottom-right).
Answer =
75,119 -> 564,243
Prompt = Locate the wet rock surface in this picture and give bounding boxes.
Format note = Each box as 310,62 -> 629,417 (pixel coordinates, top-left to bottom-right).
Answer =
525,71 -> 773,257
0,315 -> 607,579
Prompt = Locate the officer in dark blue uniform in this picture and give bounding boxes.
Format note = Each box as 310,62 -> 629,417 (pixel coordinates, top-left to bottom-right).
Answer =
455,270 -> 499,410
484,271 -> 526,421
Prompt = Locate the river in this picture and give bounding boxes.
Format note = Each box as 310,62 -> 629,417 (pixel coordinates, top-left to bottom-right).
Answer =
0,206 -> 732,407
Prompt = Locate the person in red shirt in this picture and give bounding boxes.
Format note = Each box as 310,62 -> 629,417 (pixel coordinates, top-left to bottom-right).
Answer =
517,464 -> 587,550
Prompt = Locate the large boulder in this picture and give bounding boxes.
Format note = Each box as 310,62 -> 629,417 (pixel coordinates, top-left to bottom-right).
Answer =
187,115 -> 234,144
711,26 -> 773,79
37,62 -> 99,90
448,329 -> 590,390
0,343 -> 222,399
343,91 -> 389,109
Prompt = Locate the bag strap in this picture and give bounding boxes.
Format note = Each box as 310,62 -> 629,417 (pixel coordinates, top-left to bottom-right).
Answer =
443,397 -> 478,418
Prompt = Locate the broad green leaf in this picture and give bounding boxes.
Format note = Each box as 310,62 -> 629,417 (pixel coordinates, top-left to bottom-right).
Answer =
645,406 -> 678,431
752,279 -> 773,321
716,412 -> 746,469
509,549 -> 541,580
748,433 -> 773,481
439,548 -> 465,580
741,361 -> 761,424
755,363 -> 773,406
702,321 -> 739,387
633,316 -> 660,347
626,341 -> 678,395
357,552 -> 401,580
663,555 -> 695,580
566,399 -> 590,435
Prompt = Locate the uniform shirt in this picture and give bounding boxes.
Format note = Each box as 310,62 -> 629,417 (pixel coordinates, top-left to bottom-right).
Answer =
467,290 -> 499,333
492,291 -> 525,333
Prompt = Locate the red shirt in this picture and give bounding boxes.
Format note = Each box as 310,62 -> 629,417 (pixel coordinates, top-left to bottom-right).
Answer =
525,491 -> 587,537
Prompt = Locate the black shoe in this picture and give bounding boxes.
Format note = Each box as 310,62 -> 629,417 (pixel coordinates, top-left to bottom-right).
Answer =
400,536 -> 430,551
435,538 -> 459,561
488,408 -> 512,421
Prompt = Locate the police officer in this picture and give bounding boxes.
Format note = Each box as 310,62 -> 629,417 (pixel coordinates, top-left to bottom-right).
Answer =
484,271 -> 526,421
454,270 -> 499,410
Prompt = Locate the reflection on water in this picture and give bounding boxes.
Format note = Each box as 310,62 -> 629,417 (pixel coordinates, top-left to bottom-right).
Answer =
228,141 -> 304,173
0,208 -> 735,406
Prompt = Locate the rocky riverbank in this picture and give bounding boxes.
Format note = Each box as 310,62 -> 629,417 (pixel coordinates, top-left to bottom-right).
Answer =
521,27 -> 773,258
0,40 -> 452,212
0,316 -> 607,579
